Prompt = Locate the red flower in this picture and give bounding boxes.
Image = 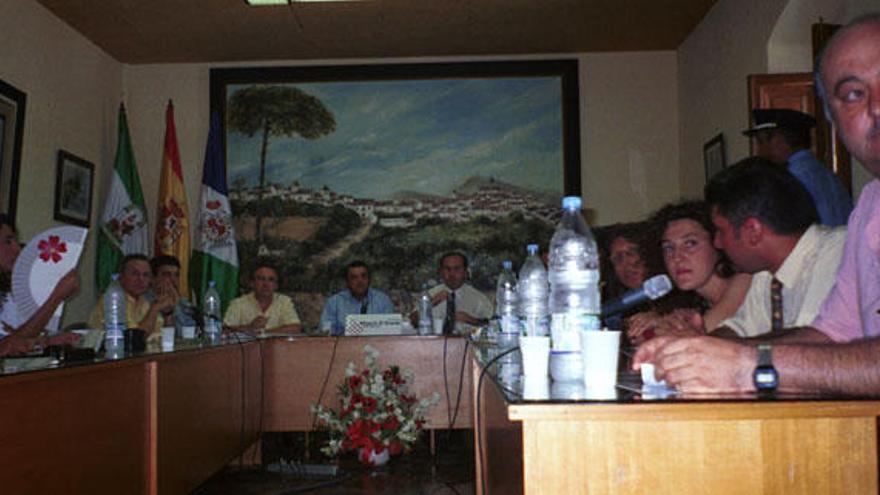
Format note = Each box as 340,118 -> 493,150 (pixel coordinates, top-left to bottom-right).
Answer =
382,416 -> 399,431
348,375 -> 363,389
38,235 -> 67,263
362,396 -> 377,413
388,441 -> 404,456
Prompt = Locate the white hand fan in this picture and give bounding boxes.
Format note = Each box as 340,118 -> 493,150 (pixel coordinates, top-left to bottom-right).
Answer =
12,226 -> 88,332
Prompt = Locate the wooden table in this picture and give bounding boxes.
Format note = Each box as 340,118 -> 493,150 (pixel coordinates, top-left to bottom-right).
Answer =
0,335 -> 472,494
474,360 -> 880,495
0,341 -> 261,495
262,335 -> 473,432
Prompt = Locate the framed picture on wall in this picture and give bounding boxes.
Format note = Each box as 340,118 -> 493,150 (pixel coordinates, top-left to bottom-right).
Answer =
208,60 -> 582,315
0,78 -> 26,224
703,133 -> 726,184
53,150 -> 94,227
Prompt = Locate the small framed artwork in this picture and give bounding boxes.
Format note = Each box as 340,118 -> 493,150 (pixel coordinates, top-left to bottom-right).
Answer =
53,150 -> 94,227
703,133 -> 726,183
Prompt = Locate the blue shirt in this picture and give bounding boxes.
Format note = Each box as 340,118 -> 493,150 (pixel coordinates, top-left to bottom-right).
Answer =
787,149 -> 853,227
320,288 -> 395,336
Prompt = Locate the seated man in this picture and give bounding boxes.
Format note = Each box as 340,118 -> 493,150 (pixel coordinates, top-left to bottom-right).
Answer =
88,254 -> 175,337
428,251 -> 493,335
0,214 -> 80,356
320,260 -> 395,336
687,157 -> 845,339
149,255 -> 196,329
223,261 -> 301,334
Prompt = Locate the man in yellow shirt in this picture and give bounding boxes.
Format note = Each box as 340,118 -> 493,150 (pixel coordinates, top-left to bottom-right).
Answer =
88,254 -> 175,336
223,262 -> 301,334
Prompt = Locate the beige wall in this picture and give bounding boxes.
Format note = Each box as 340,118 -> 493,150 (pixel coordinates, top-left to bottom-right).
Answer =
677,0 -> 788,199
0,0 -> 123,324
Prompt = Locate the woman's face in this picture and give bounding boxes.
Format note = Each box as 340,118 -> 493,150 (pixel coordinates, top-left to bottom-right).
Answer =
661,219 -> 719,292
0,224 -> 20,273
609,237 -> 646,290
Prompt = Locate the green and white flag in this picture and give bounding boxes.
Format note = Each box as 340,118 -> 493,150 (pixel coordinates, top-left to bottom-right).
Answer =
190,112 -> 239,313
96,104 -> 149,292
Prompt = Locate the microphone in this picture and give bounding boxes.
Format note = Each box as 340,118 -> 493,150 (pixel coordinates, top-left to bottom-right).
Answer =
601,274 -> 673,318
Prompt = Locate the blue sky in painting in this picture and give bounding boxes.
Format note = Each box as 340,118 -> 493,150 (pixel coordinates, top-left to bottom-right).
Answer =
227,77 -> 563,200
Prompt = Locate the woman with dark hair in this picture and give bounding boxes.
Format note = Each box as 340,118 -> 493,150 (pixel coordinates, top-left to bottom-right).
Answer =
627,201 -> 751,344
0,214 -> 79,356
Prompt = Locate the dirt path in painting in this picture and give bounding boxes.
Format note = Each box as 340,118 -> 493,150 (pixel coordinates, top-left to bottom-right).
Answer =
305,219 -> 374,277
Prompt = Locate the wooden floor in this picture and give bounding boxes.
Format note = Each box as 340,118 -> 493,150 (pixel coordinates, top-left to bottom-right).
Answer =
192,431 -> 475,495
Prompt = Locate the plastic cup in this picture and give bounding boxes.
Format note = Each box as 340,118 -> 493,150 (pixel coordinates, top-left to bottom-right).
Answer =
161,327 -> 175,351
579,330 -> 620,389
433,317 -> 445,335
519,335 -> 550,377
181,326 -> 196,339
522,374 -> 550,400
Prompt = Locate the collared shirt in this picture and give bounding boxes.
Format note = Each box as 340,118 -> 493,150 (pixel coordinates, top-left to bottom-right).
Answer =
320,288 -> 395,336
813,180 -> 880,342
144,289 -> 197,328
787,149 -> 853,227
721,224 -> 846,338
87,292 -> 162,334
223,292 -> 300,331
429,283 -> 493,333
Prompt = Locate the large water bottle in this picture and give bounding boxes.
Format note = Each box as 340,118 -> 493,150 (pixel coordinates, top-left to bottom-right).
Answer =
548,196 -> 601,351
417,283 -> 433,335
103,273 -> 126,359
203,280 -> 222,343
496,260 -> 519,334
518,244 -> 549,336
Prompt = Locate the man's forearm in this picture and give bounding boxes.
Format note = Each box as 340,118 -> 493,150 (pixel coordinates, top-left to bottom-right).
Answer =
777,336 -> 880,395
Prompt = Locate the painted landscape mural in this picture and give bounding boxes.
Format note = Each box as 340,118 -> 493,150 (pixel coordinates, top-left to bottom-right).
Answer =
225,71 -> 569,325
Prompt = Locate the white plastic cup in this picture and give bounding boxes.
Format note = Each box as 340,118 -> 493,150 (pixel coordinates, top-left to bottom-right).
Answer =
519,335 -> 550,377
181,326 -> 196,339
579,330 -> 620,389
522,374 -> 550,400
161,326 -> 176,351
433,317 -> 445,335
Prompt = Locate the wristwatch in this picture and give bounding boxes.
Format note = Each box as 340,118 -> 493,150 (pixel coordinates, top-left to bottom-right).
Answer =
753,344 -> 779,392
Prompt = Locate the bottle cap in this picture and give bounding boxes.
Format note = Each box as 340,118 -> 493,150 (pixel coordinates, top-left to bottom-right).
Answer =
111,273 -> 120,281
562,196 -> 582,210
502,260 -> 512,270
526,244 -> 539,255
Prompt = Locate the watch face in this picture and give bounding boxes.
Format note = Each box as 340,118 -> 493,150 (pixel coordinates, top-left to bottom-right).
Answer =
754,365 -> 779,391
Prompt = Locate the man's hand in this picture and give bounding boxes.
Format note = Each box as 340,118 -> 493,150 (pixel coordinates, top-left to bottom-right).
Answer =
633,335 -> 757,394
248,316 -> 268,332
627,311 -> 660,345
431,290 -> 448,306
0,334 -> 36,357
454,311 -> 486,327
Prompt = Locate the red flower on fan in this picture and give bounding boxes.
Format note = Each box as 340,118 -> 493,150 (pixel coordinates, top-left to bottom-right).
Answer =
38,235 -> 67,263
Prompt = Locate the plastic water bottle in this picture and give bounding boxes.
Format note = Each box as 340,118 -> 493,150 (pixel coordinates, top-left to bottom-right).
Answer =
495,260 -> 519,334
548,196 -> 601,351
203,280 -> 222,343
103,273 -> 126,359
417,284 -> 433,335
518,244 -> 550,336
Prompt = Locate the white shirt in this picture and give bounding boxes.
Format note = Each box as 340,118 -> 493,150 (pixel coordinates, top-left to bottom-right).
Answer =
0,294 -> 24,339
722,224 -> 846,338
429,283 -> 494,333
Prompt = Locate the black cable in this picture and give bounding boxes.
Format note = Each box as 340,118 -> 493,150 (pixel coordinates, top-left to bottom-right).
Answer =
475,346 -> 519,495
252,336 -> 265,466
443,336 -> 453,431
311,335 -> 340,430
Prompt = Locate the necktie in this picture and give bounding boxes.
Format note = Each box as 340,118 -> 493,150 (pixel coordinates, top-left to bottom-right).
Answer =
360,299 -> 368,315
443,291 -> 456,335
770,277 -> 784,332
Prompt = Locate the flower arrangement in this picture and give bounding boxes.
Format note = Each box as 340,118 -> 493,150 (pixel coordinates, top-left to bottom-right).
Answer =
313,345 -> 439,465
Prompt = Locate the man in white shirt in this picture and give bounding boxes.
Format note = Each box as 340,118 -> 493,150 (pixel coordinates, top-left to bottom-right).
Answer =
704,158 -> 846,339
429,252 -> 493,335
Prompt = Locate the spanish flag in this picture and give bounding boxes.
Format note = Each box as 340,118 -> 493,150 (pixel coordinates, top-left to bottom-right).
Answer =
155,100 -> 191,296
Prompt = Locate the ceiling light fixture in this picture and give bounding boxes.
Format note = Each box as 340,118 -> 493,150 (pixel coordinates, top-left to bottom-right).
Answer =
244,0 -> 364,5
